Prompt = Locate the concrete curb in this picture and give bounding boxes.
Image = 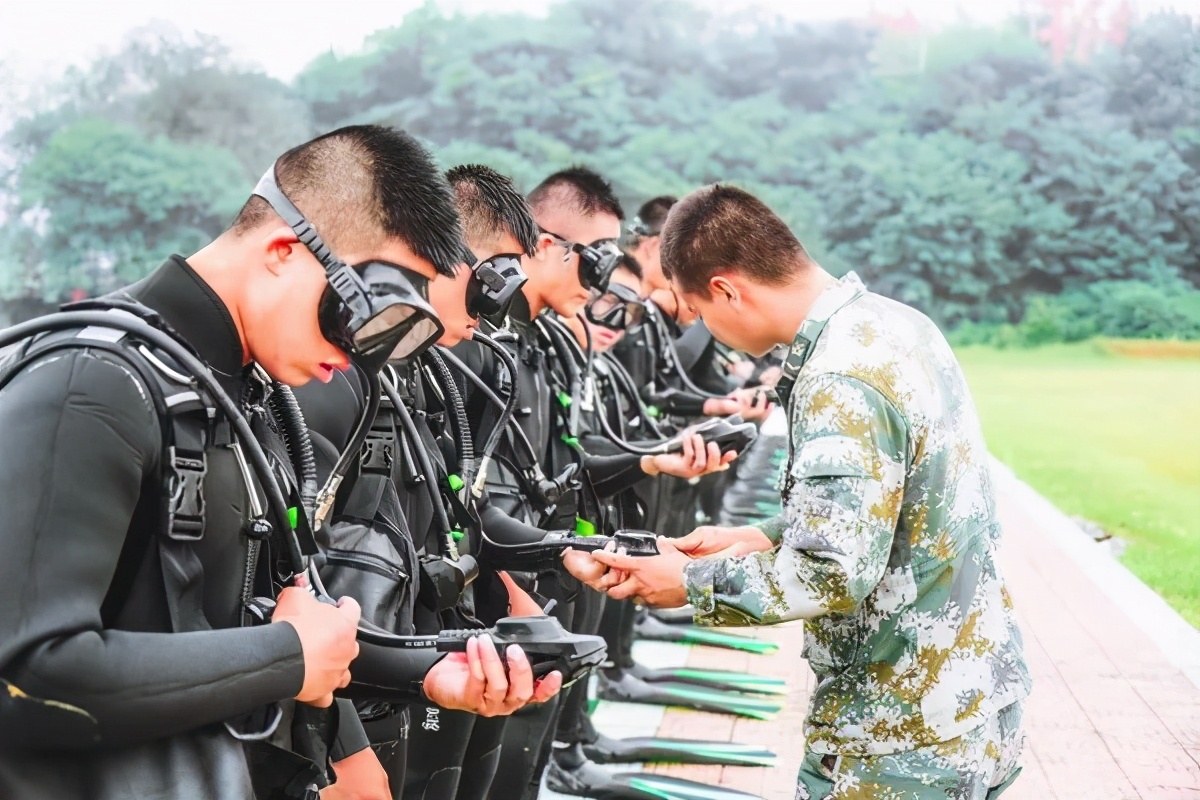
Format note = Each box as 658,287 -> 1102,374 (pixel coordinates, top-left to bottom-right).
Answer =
989,456 -> 1200,691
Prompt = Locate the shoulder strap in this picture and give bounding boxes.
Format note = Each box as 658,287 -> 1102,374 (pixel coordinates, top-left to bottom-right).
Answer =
1,305 -> 224,633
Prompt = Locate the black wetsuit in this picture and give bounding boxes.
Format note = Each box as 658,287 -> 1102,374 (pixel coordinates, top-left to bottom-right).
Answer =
452,295 -> 648,800
611,302 -> 709,539
293,364 -> 462,798
0,258 -> 348,799
536,318 -> 656,756
674,320 -> 737,398
388,355 -> 508,800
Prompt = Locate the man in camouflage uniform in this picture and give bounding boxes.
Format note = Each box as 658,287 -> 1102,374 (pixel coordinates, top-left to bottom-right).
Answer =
565,185 -> 1031,799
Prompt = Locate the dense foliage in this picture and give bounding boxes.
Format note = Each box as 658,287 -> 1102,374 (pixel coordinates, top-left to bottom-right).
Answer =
2,0 -> 1198,339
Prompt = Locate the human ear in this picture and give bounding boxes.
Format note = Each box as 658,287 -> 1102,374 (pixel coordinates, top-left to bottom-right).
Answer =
263,227 -> 297,277
534,234 -> 559,262
710,276 -> 739,305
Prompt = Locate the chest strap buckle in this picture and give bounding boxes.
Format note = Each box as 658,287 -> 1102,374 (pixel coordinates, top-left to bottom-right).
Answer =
165,446 -> 207,541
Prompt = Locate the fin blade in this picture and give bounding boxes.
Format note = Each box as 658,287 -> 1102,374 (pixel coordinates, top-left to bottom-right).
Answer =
599,678 -> 782,720
635,618 -> 779,654
617,773 -> 765,800
644,667 -> 788,696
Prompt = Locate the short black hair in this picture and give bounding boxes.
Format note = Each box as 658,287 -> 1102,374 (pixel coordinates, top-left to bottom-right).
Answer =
629,195 -> 677,241
446,164 -> 539,257
527,166 -> 624,221
615,252 -> 644,281
233,125 -> 462,277
661,184 -> 810,296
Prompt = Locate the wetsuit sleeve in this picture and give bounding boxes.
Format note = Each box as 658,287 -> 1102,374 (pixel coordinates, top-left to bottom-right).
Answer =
476,493 -> 559,545
582,451 -> 646,498
641,386 -> 708,418
0,349 -> 305,749
331,700 -> 372,760
684,374 -> 908,626
339,643 -> 446,704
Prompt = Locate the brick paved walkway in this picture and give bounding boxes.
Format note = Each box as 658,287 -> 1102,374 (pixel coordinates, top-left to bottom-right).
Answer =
642,463 -> 1200,799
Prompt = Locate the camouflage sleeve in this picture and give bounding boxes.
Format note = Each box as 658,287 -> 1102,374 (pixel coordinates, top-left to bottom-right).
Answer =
685,373 -> 908,625
752,515 -> 787,545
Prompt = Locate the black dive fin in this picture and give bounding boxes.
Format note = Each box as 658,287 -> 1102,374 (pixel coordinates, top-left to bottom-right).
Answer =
629,661 -> 787,696
583,732 -> 777,767
547,754 -> 764,799
635,615 -> 779,655
596,670 -> 781,720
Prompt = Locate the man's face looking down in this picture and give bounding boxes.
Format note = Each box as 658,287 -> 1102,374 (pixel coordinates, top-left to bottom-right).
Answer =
568,266 -> 643,353
675,273 -> 778,358
243,228 -> 439,386
527,210 -> 621,318
428,230 -> 526,348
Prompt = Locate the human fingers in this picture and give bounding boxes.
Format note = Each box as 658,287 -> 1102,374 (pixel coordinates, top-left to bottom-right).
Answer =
531,671 -> 563,704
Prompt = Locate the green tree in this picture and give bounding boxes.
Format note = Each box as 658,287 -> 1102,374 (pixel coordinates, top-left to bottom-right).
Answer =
10,118 -> 245,302
810,130 -> 1070,324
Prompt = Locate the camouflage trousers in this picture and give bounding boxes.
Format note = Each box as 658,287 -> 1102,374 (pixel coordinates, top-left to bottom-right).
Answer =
795,703 -> 1025,800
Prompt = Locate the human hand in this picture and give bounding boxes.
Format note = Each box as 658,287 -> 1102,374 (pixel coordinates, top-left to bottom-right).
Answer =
757,366 -> 783,388
422,634 -> 563,716
591,538 -> 691,607
727,360 -> 756,381
561,547 -> 610,588
729,388 -> 775,422
274,575 -> 361,708
322,747 -> 390,800
673,525 -> 773,559
643,432 -> 737,479
562,537 -> 632,593
497,571 -> 544,616
701,396 -> 740,417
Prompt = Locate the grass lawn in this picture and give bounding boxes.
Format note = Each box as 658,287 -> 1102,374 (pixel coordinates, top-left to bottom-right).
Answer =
956,341 -> 1200,627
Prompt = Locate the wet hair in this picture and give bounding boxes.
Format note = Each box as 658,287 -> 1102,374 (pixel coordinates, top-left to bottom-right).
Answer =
446,164 -> 539,257
527,166 -> 624,221
233,124 -> 462,277
628,195 -> 677,242
660,184 -> 811,296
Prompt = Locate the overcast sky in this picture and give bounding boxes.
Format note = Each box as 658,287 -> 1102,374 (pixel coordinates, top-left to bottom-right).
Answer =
3,0 -> 1199,94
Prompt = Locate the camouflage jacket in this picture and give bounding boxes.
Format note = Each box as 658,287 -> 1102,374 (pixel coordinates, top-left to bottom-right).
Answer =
684,273 -> 1031,756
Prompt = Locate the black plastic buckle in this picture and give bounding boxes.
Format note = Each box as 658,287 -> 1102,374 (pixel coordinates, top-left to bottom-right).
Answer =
166,447 -> 206,541
361,430 -> 395,473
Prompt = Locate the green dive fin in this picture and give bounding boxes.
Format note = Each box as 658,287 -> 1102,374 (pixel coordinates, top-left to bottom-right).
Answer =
597,670 -> 781,721
635,616 -> 779,655
583,732 -> 777,767
618,775 -> 764,800
631,662 -> 787,696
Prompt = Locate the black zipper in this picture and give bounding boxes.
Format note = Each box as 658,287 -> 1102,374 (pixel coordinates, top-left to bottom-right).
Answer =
325,548 -> 407,580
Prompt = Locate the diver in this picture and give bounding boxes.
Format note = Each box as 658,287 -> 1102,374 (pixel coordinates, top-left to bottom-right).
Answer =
393,164 -> 554,800
0,125 -> 472,800
449,167 -> 733,800
534,256 -> 782,799
291,164 -> 564,800
620,196 -> 772,428
615,198 -> 771,549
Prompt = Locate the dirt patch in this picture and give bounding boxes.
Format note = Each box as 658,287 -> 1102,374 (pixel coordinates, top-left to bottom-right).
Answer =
1100,339 -> 1200,359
